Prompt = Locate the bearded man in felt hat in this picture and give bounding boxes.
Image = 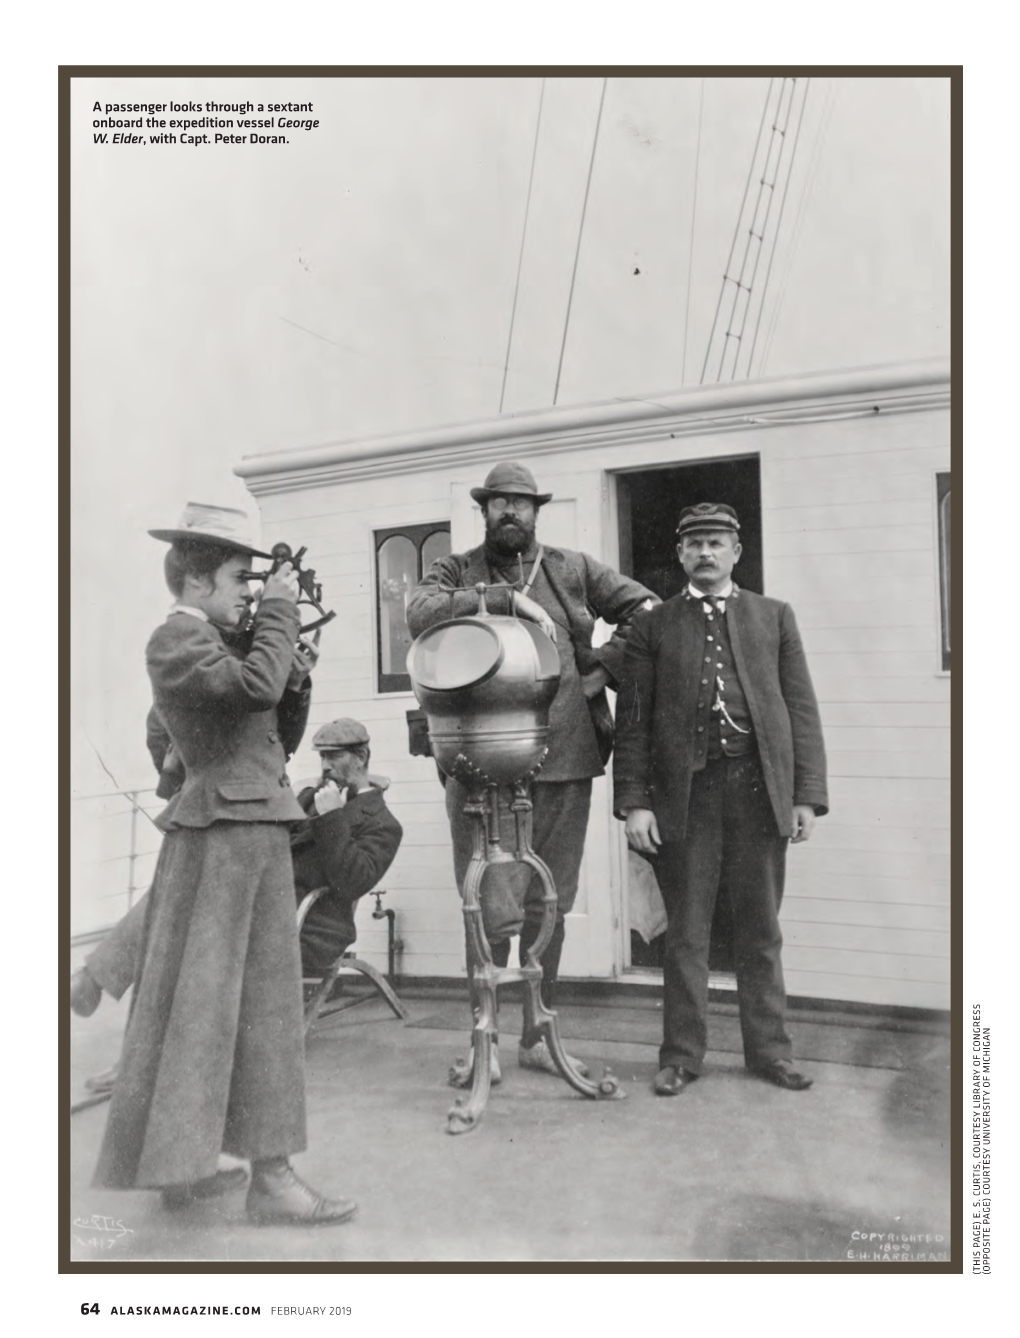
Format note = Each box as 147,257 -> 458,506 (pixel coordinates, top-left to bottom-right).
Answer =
407,462 -> 657,1081
614,503 -> 828,1097
92,503 -> 357,1224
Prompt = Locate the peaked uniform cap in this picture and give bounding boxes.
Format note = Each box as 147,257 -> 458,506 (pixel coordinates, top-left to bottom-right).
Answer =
676,503 -> 741,538
149,502 -> 272,558
312,719 -> 371,751
470,461 -> 553,506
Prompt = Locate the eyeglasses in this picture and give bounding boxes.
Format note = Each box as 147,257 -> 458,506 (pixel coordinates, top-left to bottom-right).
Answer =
488,495 -> 535,514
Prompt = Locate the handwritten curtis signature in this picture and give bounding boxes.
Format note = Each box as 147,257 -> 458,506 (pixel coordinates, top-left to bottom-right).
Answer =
73,1215 -> 134,1238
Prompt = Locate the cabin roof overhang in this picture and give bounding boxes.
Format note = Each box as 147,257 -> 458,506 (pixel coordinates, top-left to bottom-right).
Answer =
235,357 -> 951,497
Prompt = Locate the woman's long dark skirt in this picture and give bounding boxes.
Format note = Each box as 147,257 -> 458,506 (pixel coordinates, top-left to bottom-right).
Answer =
94,822 -> 307,1189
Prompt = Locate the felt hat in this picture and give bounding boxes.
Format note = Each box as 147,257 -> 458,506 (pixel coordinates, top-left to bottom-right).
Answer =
149,502 -> 272,557
676,503 -> 741,539
470,461 -> 552,506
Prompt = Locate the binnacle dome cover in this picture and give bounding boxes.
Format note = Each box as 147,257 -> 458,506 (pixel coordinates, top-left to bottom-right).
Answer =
407,615 -> 560,785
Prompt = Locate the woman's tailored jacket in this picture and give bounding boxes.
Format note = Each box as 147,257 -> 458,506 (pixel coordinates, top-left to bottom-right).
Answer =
613,588 -> 829,842
147,597 -> 307,829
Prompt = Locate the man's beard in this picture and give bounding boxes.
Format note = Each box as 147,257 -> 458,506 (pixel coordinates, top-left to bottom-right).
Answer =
485,514 -> 536,558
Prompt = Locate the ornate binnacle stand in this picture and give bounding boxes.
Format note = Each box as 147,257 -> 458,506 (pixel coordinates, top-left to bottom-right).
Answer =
407,582 -> 624,1135
446,772 -> 623,1134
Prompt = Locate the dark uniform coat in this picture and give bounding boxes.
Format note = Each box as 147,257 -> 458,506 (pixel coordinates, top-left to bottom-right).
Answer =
613,587 -> 829,840
94,598 -> 309,1189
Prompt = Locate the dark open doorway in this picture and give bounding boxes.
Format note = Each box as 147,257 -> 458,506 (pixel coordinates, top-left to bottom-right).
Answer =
617,454 -> 763,601
615,454 -> 762,974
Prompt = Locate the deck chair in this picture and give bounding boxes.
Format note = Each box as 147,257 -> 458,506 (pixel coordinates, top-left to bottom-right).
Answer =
296,886 -> 409,1034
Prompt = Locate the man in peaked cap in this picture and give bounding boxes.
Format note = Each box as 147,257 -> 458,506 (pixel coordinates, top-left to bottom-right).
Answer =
92,502 -> 358,1225
407,461 -> 657,1082
613,503 -> 828,1096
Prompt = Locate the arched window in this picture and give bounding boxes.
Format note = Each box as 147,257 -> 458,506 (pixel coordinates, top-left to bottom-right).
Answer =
375,523 -> 451,692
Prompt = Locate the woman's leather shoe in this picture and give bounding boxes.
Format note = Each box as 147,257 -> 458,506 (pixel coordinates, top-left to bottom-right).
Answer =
653,1065 -> 698,1096
247,1161 -> 357,1226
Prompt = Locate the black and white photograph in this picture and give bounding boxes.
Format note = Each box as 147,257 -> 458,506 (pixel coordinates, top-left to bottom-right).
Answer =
66,67 -> 954,1272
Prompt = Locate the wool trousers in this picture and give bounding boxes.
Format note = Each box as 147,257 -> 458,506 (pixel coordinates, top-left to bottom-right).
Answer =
656,753 -> 792,1073
445,776 -> 592,1030
86,894 -> 148,1000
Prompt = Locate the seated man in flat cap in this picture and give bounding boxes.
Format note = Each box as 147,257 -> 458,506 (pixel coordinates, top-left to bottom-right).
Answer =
291,719 -> 404,975
407,460 -> 657,1081
614,503 -> 828,1097
73,717 -> 402,1009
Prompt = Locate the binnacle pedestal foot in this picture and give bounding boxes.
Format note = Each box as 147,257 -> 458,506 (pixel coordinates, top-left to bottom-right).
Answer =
447,1024 -> 495,1133
520,973 -> 626,1101
444,777 -> 625,1134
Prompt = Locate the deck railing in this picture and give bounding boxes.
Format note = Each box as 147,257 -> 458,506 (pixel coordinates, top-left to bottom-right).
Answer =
70,787 -> 163,947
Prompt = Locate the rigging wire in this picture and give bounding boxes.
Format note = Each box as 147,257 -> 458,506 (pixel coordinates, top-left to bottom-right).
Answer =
700,78 -> 774,385
745,78 -> 811,378
553,77 -> 608,406
717,78 -> 797,382
499,78 -> 546,414
83,728 -> 160,829
757,78 -> 837,376
681,77 -> 705,387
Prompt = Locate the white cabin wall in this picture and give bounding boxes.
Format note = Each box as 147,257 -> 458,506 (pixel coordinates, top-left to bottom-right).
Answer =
243,369 -> 951,1010
256,473 -> 466,980
757,407 -> 950,1008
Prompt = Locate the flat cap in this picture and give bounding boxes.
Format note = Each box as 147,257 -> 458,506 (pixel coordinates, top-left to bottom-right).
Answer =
676,503 -> 741,538
311,718 -> 371,751
470,461 -> 552,506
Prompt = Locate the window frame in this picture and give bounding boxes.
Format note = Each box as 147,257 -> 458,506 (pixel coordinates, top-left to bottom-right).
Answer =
935,471 -> 951,674
374,521 -> 451,694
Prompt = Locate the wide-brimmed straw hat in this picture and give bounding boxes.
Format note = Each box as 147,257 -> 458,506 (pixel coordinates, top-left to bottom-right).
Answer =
148,502 -> 272,557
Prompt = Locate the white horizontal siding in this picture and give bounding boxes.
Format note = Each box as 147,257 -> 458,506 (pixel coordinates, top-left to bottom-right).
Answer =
783,894 -> 950,931
757,403 -> 949,1009
248,382 -> 951,1008
828,749 -> 949,780
781,968 -> 946,1010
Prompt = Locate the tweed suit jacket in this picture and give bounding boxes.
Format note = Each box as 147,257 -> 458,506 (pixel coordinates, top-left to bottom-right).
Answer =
147,597 -> 307,830
613,587 -> 828,841
290,783 -> 404,950
407,542 -> 657,780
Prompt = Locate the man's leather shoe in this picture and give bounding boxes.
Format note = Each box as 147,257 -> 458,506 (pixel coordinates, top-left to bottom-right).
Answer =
70,967 -> 102,1017
519,1038 -> 590,1078
246,1161 -> 357,1226
653,1065 -> 699,1096
751,1058 -> 813,1091
162,1167 -> 249,1209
